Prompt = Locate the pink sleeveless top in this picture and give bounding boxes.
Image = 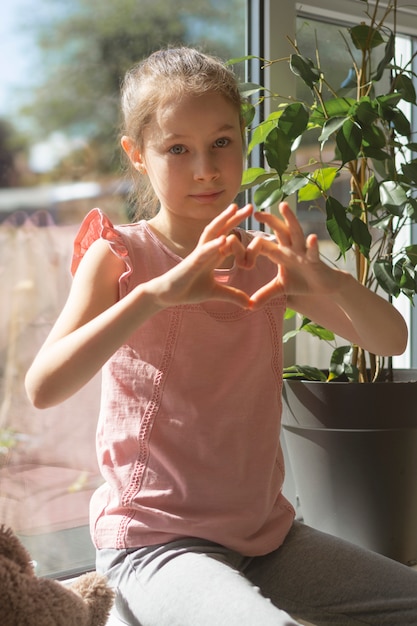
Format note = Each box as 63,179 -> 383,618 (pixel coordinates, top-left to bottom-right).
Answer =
72,209 -> 295,556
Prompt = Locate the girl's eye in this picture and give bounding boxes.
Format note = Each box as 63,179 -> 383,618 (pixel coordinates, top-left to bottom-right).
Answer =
169,145 -> 186,155
214,137 -> 230,148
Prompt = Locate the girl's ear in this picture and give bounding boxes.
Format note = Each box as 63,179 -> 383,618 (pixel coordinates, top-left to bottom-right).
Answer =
121,136 -> 147,174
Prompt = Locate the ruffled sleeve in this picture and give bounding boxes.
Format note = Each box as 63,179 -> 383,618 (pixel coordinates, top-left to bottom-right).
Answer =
71,209 -> 132,285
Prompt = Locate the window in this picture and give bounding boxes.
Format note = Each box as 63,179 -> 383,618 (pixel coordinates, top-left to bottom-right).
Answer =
249,0 -> 417,369
0,0 -> 247,578
292,5 -> 417,369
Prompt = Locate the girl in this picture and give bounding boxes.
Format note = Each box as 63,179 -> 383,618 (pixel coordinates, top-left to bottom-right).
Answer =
26,48 -> 416,626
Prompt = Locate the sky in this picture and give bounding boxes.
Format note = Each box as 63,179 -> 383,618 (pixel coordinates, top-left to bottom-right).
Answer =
0,1 -> 79,171
0,1 -> 38,117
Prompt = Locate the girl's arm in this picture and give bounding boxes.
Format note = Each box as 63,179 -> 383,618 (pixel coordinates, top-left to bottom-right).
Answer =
25,204 -> 253,409
25,237 -> 160,408
288,272 -> 408,357
249,203 -> 408,358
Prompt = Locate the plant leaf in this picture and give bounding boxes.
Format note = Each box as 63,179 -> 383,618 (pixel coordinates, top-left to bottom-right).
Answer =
354,98 -> 378,126
351,216 -> 372,258
402,160 -> 417,183
329,346 -> 354,380
241,167 -> 271,189
363,174 -> 380,211
283,315 -> 335,343
284,308 -> 297,320
238,82 -> 265,97
372,31 -> 395,82
301,322 -> 335,341
362,146 -> 389,161
264,126 -> 292,177
278,102 -> 309,142
282,328 -> 299,342
376,93 -> 403,120
349,24 -> 385,51
241,102 -> 256,127
325,196 -> 352,255
336,118 -> 362,164
319,117 -> 345,144
393,73 -> 417,104
311,98 -> 355,125
289,54 -> 321,89
254,179 -> 283,209
282,174 -> 309,197
361,123 -> 386,149
374,259 -> 401,297
227,55 -> 260,65
379,180 -> 409,216
298,167 -> 338,202
405,244 -> 417,267
283,365 -> 327,381
391,108 -> 411,137
248,119 -> 277,153
397,260 -> 416,291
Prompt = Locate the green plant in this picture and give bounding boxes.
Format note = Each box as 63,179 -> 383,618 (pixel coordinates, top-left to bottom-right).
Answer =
237,0 -> 417,382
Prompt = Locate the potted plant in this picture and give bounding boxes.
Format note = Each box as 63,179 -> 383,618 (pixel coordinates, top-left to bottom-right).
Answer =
238,0 -> 417,564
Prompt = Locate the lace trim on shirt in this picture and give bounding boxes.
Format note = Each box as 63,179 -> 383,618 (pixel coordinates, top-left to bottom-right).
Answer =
179,295 -> 286,321
116,307 -> 182,547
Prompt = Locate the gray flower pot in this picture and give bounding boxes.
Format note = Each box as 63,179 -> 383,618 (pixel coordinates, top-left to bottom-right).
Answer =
282,370 -> 417,565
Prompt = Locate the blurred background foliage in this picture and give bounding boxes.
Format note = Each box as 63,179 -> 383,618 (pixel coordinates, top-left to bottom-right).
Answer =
0,0 -> 245,187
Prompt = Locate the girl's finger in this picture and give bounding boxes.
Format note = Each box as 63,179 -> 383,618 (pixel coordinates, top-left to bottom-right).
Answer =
305,233 -> 320,261
278,202 -> 306,250
223,233 -> 248,266
200,204 -> 253,243
254,210 -> 291,247
246,235 -> 283,265
255,202 -> 306,251
249,277 -> 284,309
243,235 -> 270,268
211,282 -> 252,308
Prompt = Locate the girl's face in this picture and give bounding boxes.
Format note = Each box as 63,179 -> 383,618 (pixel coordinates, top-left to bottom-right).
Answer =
137,91 -> 244,225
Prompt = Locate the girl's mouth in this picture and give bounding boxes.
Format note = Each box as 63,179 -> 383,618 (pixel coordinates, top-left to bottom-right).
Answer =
190,190 -> 224,203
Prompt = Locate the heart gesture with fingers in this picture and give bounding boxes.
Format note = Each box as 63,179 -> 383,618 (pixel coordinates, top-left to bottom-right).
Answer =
157,201 -> 345,312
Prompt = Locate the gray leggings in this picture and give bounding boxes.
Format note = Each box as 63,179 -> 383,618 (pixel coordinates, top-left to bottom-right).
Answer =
96,521 -> 417,625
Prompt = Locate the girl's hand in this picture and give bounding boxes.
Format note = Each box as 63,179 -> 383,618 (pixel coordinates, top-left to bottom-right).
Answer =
247,201 -> 407,357
147,204 -> 254,309
247,202 -> 343,309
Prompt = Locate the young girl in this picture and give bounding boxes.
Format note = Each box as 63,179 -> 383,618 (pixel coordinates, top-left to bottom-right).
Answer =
26,48 -> 416,626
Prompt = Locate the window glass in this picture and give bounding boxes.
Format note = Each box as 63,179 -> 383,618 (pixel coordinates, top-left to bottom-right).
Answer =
295,16 -> 382,240
0,0 -> 246,578
294,15 -> 412,239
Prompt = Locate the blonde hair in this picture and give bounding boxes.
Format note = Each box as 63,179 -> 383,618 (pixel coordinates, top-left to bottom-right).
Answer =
120,47 -> 244,219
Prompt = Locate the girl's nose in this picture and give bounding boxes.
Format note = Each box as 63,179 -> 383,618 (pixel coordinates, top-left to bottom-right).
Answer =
193,153 -> 219,181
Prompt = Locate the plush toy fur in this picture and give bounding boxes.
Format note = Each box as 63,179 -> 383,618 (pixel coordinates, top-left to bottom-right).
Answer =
0,524 -> 114,626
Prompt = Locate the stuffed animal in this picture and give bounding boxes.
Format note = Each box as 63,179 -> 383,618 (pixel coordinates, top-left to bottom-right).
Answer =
0,524 -> 115,626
